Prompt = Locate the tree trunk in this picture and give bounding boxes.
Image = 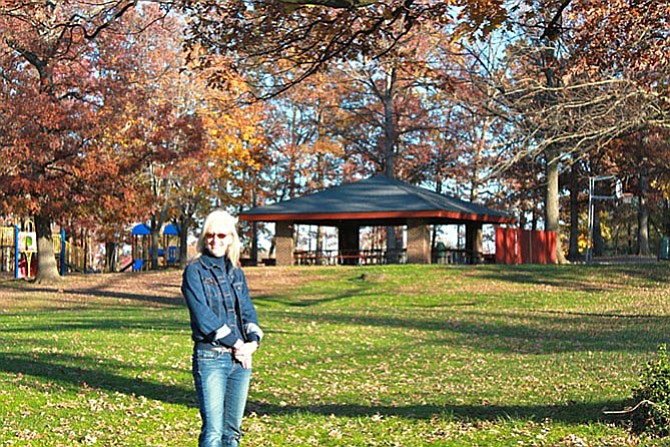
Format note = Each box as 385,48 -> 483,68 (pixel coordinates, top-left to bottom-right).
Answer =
105,241 -> 117,273
612,224 -> 621,255
150,215 -> 164,270
538,6 -> 567,265
545,148 -> 568,264
315,225 -> 324,264
34,214 -> 61,283
634,167 -> 650,256
179,220 -> 189,268
177,207 -> 195,269
382,67 -> 398,263
638,195 -> 650,256
567,164 -> 581,261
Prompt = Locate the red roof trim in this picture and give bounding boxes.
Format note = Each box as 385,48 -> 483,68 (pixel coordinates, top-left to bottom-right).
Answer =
240,210 -> 514,224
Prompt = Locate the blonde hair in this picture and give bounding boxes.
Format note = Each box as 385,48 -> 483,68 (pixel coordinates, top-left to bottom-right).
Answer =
196,209 -> 241,267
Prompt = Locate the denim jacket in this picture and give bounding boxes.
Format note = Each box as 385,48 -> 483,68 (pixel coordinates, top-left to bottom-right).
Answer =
182,253 -> 263,348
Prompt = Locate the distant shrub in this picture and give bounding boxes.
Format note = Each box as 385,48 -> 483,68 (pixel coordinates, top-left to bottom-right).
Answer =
630,344 -> 670,437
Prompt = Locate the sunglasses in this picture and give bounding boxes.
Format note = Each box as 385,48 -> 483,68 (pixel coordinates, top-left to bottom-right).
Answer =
205,233 -> 230,240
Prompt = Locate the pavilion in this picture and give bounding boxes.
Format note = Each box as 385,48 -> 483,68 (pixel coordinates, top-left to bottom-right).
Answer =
239,175 -> 515,265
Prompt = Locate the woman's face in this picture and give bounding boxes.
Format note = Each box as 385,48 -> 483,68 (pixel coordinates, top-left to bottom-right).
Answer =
204,221 -> 232,258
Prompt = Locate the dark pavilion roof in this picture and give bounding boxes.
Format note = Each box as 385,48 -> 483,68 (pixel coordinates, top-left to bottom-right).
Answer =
239,175 -> 514,226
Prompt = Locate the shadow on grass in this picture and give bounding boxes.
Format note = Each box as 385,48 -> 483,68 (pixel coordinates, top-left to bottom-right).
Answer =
285,309 -> 670,354
472,263 -> 669,291
0,313 -> 188,333
0,285 -> 185,308
0,351 -> 630,427
254,289 -> 377,308
0,352 -> 197,407
247,399 -> 627,424
0,273 -> 185,308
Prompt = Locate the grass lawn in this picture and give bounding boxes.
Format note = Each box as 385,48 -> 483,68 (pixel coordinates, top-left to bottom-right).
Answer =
1,263 -> 669,446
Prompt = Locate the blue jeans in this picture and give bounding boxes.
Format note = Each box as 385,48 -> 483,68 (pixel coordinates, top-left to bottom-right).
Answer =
193,349 -> 252,447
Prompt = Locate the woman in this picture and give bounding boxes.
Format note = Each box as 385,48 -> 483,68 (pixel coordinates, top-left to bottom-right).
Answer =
182,210 -> 263,447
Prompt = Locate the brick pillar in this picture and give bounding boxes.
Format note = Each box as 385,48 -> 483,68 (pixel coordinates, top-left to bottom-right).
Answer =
465,222 -> 483,264
275,221 -> 294,266
407,219 -> 430,264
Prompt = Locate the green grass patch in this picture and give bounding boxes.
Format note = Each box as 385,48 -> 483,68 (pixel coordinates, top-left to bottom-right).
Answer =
1,264 -> 669,446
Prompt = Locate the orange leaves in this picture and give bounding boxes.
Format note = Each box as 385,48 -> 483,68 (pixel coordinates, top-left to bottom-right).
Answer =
203,96 -> 267,178
0,3 -> 189,227
568,0 -> 670,85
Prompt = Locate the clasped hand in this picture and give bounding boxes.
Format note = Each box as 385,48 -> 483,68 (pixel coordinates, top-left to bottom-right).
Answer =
233,341 -> 258,369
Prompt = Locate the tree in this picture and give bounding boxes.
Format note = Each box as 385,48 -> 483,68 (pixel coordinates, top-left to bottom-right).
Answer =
180,0 -> 510,99
606,130 -> 670,256
569,0 -> 669,92
258,71 -> 347,260
181,0 -> 669,263
141,107 -> 204,270
169,148 -> 213,267
323,57 -> 426,179
452,0 -> 669,263
129,91 -> 204,270
563,157 -> 586,261
0,2 -> 172,281
202,74 -> 269,209
262,70 -> 346,199
315,30 -> 456,256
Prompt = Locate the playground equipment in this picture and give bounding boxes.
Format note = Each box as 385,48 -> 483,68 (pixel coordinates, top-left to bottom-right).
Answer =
0,225 -> 15,275
0,221 -> 87,279
130,223 -> 151,271
1,218 -> 180,277
163,223 -> 181,266
16,222 -> 38,278
129,223 -> 181,271
54,229 -> 87,274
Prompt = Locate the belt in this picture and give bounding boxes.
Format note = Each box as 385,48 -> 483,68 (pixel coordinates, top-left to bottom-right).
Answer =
194,342 -> 233,353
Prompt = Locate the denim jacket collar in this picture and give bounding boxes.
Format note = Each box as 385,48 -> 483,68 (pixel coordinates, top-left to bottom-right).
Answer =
198,253 -> 234,276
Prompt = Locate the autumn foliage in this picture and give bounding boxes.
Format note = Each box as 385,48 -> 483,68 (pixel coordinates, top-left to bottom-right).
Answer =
0,0 -> 669,279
